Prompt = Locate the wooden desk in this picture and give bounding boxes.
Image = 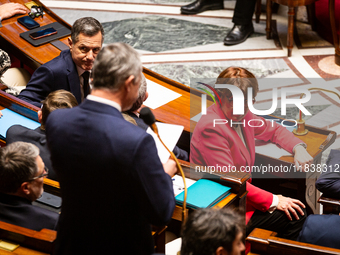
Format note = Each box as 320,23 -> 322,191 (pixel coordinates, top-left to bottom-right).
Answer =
0,89 -> 39,147
0,0 -> 70,70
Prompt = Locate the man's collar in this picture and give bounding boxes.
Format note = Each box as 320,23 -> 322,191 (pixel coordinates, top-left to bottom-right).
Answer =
76,65 -> 91,76
87,95 -> 122,112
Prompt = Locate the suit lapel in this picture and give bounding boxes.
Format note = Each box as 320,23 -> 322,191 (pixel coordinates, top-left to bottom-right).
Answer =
64,50 -> 82,104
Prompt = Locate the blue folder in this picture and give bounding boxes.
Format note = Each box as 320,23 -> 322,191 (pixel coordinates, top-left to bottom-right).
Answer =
0,108 -> 40,139
175,179 -> 231,209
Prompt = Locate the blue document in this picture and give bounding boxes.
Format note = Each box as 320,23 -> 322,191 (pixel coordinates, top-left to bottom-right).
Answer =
175,179 -> 231,209
0,108 -> 40,139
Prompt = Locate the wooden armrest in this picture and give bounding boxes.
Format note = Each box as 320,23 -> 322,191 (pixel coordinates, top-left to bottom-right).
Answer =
247,228 -> 340,255
318,195 -> 340,214
0,220 -> 56,253
43,178 -> 61,197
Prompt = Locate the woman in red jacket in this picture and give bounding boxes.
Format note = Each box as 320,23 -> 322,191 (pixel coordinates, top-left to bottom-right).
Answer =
190,66 -> 313,240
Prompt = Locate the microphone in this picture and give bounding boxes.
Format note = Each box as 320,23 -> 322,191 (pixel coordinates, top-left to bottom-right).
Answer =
139,107 -> 188,222
140,107 -> 158,135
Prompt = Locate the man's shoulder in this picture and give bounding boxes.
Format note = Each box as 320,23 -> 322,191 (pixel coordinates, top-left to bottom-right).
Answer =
6,125 -> 42,141
42,50 -> 71,69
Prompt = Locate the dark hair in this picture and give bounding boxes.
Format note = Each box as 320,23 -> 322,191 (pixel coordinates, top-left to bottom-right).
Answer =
92,43 -> 142,91
40,90 -> 78,130
71,17 -> 104,44
181,208 -> 243,255
215,66 -> 259,100
128,73 -> 147,112
0,142 -> 39,193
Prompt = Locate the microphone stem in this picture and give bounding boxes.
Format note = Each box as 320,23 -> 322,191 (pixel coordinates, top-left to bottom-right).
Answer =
154,129 -> 188,223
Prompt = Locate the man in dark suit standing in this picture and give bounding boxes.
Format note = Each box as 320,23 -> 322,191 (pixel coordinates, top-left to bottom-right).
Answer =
46,43 -> 177,255
18,17 -> 104,107
0,142 -> 58,231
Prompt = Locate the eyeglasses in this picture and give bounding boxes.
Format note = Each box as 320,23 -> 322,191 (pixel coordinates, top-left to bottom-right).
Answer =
28,166 -> 49,181
226,96 -> 256,104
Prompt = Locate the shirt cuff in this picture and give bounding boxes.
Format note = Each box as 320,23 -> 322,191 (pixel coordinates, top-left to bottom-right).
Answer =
268,194 -> 279,213
293,143 -> 307,153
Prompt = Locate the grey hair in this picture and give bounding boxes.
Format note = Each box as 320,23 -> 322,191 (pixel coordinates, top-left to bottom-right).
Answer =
92,43 -> 142,91
71,17 -> 104,44
0,142 -> 39,193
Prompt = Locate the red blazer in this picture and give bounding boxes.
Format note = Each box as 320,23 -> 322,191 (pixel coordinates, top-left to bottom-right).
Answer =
190,104 -> 303,223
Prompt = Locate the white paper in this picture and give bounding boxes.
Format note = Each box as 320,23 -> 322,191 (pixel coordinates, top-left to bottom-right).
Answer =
172,174 -> 197,196
143,79 -> 181,109
255,139 -> 292,159
146,122 -> 184,163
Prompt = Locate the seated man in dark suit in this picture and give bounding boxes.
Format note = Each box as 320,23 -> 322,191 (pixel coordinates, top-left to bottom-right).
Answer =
124,74 -> 189,161
18,17 -> 104,107
0,142 -> 59,231
296,149 -> 340,249
46,43 -> 177,255
181,208 -> 245,255
315,149 -> 340,199
6,90 -> 78,180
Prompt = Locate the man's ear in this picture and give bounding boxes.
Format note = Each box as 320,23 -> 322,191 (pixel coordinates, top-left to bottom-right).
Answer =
143,91 -> 149,102
216,246 -> 228,255
20,182 -> 31,196
124,75 -> 135,92
38,110 -> 42,124
68,37 -> 73,50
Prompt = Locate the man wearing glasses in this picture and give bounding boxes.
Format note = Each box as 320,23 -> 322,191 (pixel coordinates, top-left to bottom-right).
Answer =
0,141 -> 58,231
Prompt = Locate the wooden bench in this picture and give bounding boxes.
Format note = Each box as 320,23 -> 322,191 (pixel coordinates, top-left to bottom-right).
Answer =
247,228 -> 340,255
318,195 -> 340,215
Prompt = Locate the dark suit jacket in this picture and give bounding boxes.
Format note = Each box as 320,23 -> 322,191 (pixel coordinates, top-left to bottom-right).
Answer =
315,149 -> 340,199
46,99 -> 175,255
18,50 -> 82,107
298,214 -> 340,249
0,193 -> 59,231
6,125 -> 58,180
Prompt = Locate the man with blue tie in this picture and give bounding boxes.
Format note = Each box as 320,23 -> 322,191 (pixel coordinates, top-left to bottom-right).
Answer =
18,17 -> 103,107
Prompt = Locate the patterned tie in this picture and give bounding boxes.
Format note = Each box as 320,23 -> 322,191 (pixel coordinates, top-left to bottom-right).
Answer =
82,71 -> 90,100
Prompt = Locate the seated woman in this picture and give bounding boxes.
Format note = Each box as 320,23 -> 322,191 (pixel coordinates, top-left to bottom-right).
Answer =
190,67 -> 313,240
